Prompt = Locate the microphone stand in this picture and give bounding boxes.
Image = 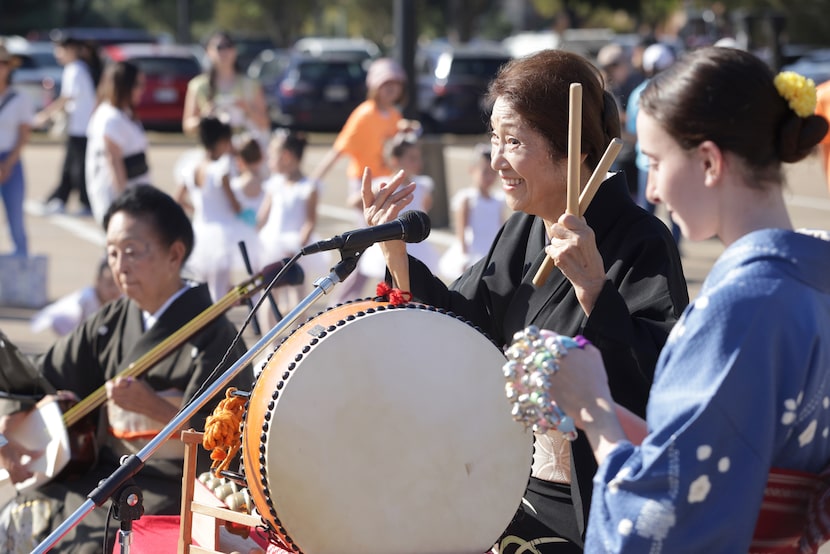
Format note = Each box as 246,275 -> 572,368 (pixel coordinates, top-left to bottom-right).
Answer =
32,253 -> 362,553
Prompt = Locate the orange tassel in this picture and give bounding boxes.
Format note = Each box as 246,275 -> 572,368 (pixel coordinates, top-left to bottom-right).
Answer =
202,387 -> 246,477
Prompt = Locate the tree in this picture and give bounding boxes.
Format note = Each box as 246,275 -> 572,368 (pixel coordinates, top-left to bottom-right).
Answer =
0,0 -> 95,35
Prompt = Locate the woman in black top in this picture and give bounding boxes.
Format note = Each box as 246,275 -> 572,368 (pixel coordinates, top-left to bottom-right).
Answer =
361,49 -> 689,552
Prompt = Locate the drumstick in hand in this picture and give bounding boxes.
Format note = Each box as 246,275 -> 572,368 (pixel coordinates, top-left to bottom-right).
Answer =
533,83 -> 582,287
578,138 -> 623,213
532,136 -> 624,287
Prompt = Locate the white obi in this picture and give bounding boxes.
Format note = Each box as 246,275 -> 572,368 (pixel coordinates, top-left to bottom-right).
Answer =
531,430 -> 572,484
106,388 -> 185,460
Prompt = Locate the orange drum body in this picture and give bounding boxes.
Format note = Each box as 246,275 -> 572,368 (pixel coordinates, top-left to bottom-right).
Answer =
242,300 -> 533,554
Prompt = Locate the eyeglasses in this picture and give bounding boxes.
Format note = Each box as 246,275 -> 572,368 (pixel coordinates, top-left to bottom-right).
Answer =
215,42 -> 235,51
107,241 -> 154,265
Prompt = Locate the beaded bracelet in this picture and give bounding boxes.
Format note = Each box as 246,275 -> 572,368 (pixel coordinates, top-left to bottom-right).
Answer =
503,325 -> 590,440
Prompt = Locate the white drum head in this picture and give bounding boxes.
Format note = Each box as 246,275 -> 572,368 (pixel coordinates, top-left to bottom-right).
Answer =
245,303 -> 533,554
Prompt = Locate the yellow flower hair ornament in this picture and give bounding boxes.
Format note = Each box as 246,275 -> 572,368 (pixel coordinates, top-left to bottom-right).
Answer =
774,71 -> 817,118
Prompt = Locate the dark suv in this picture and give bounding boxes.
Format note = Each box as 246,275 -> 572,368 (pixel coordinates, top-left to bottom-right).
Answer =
269,53 -> 369,132
415,42 -> 512,134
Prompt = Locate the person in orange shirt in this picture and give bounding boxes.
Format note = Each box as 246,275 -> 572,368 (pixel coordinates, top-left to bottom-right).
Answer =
311,57 -> 409,301
816,80 -> 830,193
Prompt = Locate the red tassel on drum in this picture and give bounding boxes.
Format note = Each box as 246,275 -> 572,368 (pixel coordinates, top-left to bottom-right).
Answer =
375,282 -> 412,305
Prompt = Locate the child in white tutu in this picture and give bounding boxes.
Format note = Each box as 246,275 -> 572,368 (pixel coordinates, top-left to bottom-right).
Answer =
438,143 -> 505,282
175,116 -> 243,301
258,130 -> 330,316
231,134 -> 266,271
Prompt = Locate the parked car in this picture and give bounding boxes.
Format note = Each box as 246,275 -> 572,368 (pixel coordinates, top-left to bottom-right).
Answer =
269,53 -> 368,132
415,42 -> 512,134
102,43 -> 202,131
781,48 -> 830,86
3,36 -> 62,115
247,48 -> 292,125
293,36 -> 380,62
231,34 -> 277,73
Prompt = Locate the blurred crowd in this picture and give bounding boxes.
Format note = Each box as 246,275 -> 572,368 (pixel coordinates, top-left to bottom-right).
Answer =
2,29 -> 510,336
3,26 -> 830,336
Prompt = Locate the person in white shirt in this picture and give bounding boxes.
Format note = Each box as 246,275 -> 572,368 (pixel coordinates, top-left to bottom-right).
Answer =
0,42 -> 33,256
30,257 -> 121,336
439,143 -> 506,281
85,60 -> 150,224
34,34 -> 98,215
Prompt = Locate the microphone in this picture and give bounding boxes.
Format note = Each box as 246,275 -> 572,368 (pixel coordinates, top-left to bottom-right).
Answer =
301,210 -> 431,255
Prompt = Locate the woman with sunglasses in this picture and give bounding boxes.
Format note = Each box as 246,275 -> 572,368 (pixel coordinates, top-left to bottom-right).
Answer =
182,30 -> 269,143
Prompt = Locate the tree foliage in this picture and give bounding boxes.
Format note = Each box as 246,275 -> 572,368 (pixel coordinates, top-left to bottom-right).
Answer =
2,0 -> 829,47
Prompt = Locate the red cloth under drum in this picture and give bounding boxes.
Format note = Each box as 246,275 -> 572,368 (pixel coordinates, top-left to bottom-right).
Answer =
109,514 -> 269,553
111,515 -> 181,553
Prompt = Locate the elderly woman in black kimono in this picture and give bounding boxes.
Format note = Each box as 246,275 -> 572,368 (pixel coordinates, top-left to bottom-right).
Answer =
362,50 -> 690,552
0,185 -> 252,553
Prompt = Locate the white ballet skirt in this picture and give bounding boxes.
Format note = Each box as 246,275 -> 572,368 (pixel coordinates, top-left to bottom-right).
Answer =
181,154 -> 251,299
258,174 -> 333,287
438,188 -> 506,282
358,174 -> 439,279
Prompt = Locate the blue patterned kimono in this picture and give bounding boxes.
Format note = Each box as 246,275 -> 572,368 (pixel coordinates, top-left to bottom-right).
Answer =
586,229 -> 830,553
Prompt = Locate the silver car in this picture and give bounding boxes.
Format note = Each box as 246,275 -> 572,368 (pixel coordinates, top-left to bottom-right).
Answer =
4,36 -> 62,117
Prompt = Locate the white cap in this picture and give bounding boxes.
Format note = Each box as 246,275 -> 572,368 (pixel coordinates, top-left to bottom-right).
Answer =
714,37 -> 741,49
642,43 -> 675,74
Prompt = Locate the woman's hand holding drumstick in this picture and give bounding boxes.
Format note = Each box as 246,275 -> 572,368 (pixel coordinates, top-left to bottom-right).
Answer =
533,118 -> 623,287
533,83 -> 582,287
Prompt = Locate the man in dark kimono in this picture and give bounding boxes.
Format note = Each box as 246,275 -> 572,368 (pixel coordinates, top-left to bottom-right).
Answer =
0,185 -> 253,553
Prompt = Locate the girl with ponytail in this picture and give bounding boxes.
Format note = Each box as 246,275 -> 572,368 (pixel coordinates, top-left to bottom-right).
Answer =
538,46 -> 830,553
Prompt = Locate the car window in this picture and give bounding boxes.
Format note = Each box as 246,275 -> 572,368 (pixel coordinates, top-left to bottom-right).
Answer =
297,61 -> 365,81
131,56 -> 201,77
417,56 -> 435,76
29,52 -> 60,68
259,57 -> 290,81
449,58 -> 510,78
13,54 -> 38,70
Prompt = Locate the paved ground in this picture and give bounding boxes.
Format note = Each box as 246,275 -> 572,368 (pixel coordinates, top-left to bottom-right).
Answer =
1,131 -> 829,360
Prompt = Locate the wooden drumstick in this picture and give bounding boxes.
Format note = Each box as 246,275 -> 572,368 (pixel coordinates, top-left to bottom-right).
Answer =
578,137 -> 624,213
533,83 -> 582,287
532,136 -> 624,287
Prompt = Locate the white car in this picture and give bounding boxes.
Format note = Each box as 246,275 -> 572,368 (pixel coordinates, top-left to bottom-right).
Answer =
293,36 -> 380,62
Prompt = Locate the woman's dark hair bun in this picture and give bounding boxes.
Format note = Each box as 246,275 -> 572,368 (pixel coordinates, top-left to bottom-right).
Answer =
777,113 -> 829,164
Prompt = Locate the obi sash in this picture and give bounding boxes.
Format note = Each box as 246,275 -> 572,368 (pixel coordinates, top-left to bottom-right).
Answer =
750,466 -> 830,553
106,388 -> 185,460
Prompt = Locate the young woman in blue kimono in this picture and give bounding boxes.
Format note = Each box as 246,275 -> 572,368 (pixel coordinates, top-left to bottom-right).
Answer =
535,46 -> 830,553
